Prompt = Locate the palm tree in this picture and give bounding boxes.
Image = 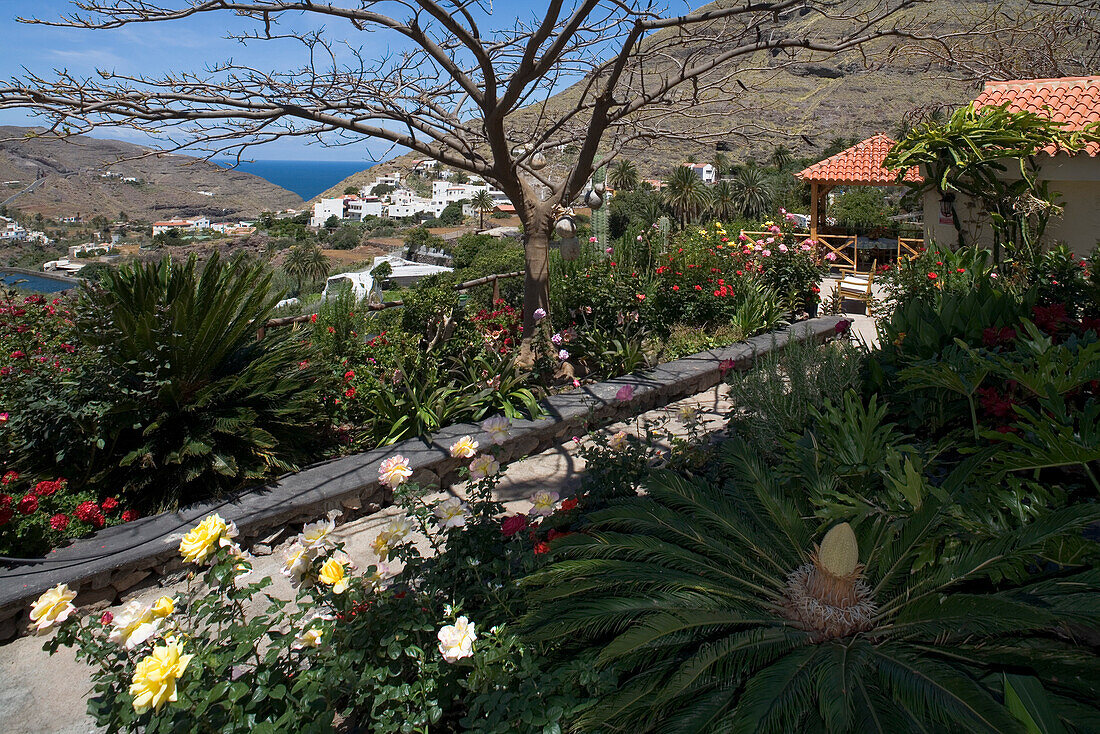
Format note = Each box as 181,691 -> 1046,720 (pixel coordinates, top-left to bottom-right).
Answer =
707,180 -> 738,222
729,166 -> 773,221
710,152 -> 729,178
284,243 -> 329,293
771,145 -> 793,170
524,444 -> 1100,733
663,166 -> 711,228
607,160 -> 640,192
471,190 -> 495,229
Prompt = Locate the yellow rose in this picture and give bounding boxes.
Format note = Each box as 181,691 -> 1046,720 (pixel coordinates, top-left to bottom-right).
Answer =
109,600 -> 163,650
449,435 -> 479,459
28,583 -> 77,634
178,514 -> 237,564
130,637 -> 193,713
152,596 -> 175,618
318,558 -> 349,594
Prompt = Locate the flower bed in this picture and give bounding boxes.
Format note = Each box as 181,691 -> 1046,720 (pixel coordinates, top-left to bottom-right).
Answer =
0,316 -> 844,641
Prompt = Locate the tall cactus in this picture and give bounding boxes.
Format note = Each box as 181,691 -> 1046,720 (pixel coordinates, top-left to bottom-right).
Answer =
657,215 -> 671,253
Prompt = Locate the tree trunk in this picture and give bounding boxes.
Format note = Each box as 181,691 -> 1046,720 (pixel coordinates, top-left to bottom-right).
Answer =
521,216 -> 552,340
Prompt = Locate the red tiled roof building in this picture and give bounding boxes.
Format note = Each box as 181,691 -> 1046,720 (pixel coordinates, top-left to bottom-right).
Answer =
972,76 -> 1100,156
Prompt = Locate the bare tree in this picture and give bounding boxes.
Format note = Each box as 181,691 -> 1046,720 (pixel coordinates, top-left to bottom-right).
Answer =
2,0 -> 978,337
908,0 -> 1100,80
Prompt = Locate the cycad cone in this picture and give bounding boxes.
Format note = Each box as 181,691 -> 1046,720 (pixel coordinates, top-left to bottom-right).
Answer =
808,523 -> 862,608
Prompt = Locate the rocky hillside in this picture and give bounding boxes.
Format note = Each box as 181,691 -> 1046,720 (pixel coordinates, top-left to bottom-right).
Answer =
0,126 -> 302,221
311,0 -> 1091,194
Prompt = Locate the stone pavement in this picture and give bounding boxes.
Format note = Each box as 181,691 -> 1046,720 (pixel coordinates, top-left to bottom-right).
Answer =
0,307 -> 877,734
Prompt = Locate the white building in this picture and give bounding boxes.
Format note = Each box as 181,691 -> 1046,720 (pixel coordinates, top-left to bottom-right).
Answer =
320,254 -> 453,302
310,197 -> 353,227
681,163 -> 717,184
69,243 -> 115,258
347,197 -> 386,220
151,217 -> 211,235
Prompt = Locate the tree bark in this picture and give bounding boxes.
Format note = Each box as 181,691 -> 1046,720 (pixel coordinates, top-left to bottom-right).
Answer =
521,214 -> 552,340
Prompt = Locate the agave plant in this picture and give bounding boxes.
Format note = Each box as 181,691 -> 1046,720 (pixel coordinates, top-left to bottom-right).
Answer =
78,253 -> 326,508
523,446 -> 1100,732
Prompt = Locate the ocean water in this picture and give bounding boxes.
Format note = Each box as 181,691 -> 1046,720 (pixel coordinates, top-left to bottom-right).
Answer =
214,159 -> 375,200
0,270 -> 78,293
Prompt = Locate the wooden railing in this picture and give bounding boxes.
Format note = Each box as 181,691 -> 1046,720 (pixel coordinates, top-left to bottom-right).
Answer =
739,230 -> 858,272
257,270 -> 523,340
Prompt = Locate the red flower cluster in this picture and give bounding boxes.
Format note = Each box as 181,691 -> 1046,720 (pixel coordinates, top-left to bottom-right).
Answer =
75,500 -> 106,529
977,387 -> 1017,420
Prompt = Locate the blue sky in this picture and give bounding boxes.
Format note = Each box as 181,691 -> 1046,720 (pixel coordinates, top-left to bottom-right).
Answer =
0,0 -> 616,162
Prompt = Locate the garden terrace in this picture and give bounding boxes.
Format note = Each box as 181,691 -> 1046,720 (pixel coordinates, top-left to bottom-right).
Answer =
0,316 -> 844,641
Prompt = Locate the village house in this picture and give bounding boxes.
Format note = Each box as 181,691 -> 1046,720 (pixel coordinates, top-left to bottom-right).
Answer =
681,162 -> 717,184
151,216 -> 211,235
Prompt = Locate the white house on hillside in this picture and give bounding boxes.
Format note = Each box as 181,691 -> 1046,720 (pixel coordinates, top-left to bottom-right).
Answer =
681,163 -> 717,184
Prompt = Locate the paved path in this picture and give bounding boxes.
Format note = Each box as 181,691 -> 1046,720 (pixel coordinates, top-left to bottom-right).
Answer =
0,309 -> 877,733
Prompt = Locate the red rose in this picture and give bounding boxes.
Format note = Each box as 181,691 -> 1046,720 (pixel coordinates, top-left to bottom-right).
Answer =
560,498 -> 578,512
501,514 -> 528,537
49,513 -> 70,531
533,541 -> 550,555
120,509 -> 140,522
0,508 -> 12,525
101,496 -> 120,513
17,493 -> 38,514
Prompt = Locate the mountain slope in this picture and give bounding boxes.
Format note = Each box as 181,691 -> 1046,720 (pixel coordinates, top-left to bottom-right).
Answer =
0,126 -> 303,221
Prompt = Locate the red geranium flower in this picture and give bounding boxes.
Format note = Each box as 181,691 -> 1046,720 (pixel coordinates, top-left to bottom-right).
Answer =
0,508 -> 12,525
102,496 -> 120,514
344,387 -> 356,399
120,509 -> 140,523
49,514 -> 70,531
560,498 -> 578,512
34,479 -> 61,497
533,541 -> 550,555
927,272 -> 938,280
17,493 -> 38,514
74,500 -> 101,522
1,471 -> 18,485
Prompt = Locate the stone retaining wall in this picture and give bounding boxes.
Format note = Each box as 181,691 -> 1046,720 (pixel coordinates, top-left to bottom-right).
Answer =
0,316 -> 843,640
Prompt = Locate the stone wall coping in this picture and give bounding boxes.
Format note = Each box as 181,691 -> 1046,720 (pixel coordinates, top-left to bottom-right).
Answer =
0,316 -> 843,638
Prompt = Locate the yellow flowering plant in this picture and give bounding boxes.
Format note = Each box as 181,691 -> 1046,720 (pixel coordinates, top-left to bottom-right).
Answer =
36,442 -> 609,734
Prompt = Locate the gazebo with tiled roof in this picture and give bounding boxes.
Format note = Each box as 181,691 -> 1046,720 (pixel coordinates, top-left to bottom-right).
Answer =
795,133 -> 922,271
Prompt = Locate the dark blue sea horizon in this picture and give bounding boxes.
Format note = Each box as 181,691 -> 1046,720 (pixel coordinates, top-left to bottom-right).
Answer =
214,159 -> 376,200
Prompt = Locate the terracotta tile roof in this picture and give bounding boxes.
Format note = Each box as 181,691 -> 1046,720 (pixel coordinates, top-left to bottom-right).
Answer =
796,133 -> 921,185
973,76 -> 1100,156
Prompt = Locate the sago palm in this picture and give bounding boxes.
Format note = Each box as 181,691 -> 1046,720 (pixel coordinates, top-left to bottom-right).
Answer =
78,253 -> 326,507
663,166 -> 712,228
523,443 -> 1100,733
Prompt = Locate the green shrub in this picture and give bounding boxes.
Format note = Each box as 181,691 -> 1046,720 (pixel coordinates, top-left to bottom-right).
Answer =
76,253 -> 328,509
726,336 -> 863,458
